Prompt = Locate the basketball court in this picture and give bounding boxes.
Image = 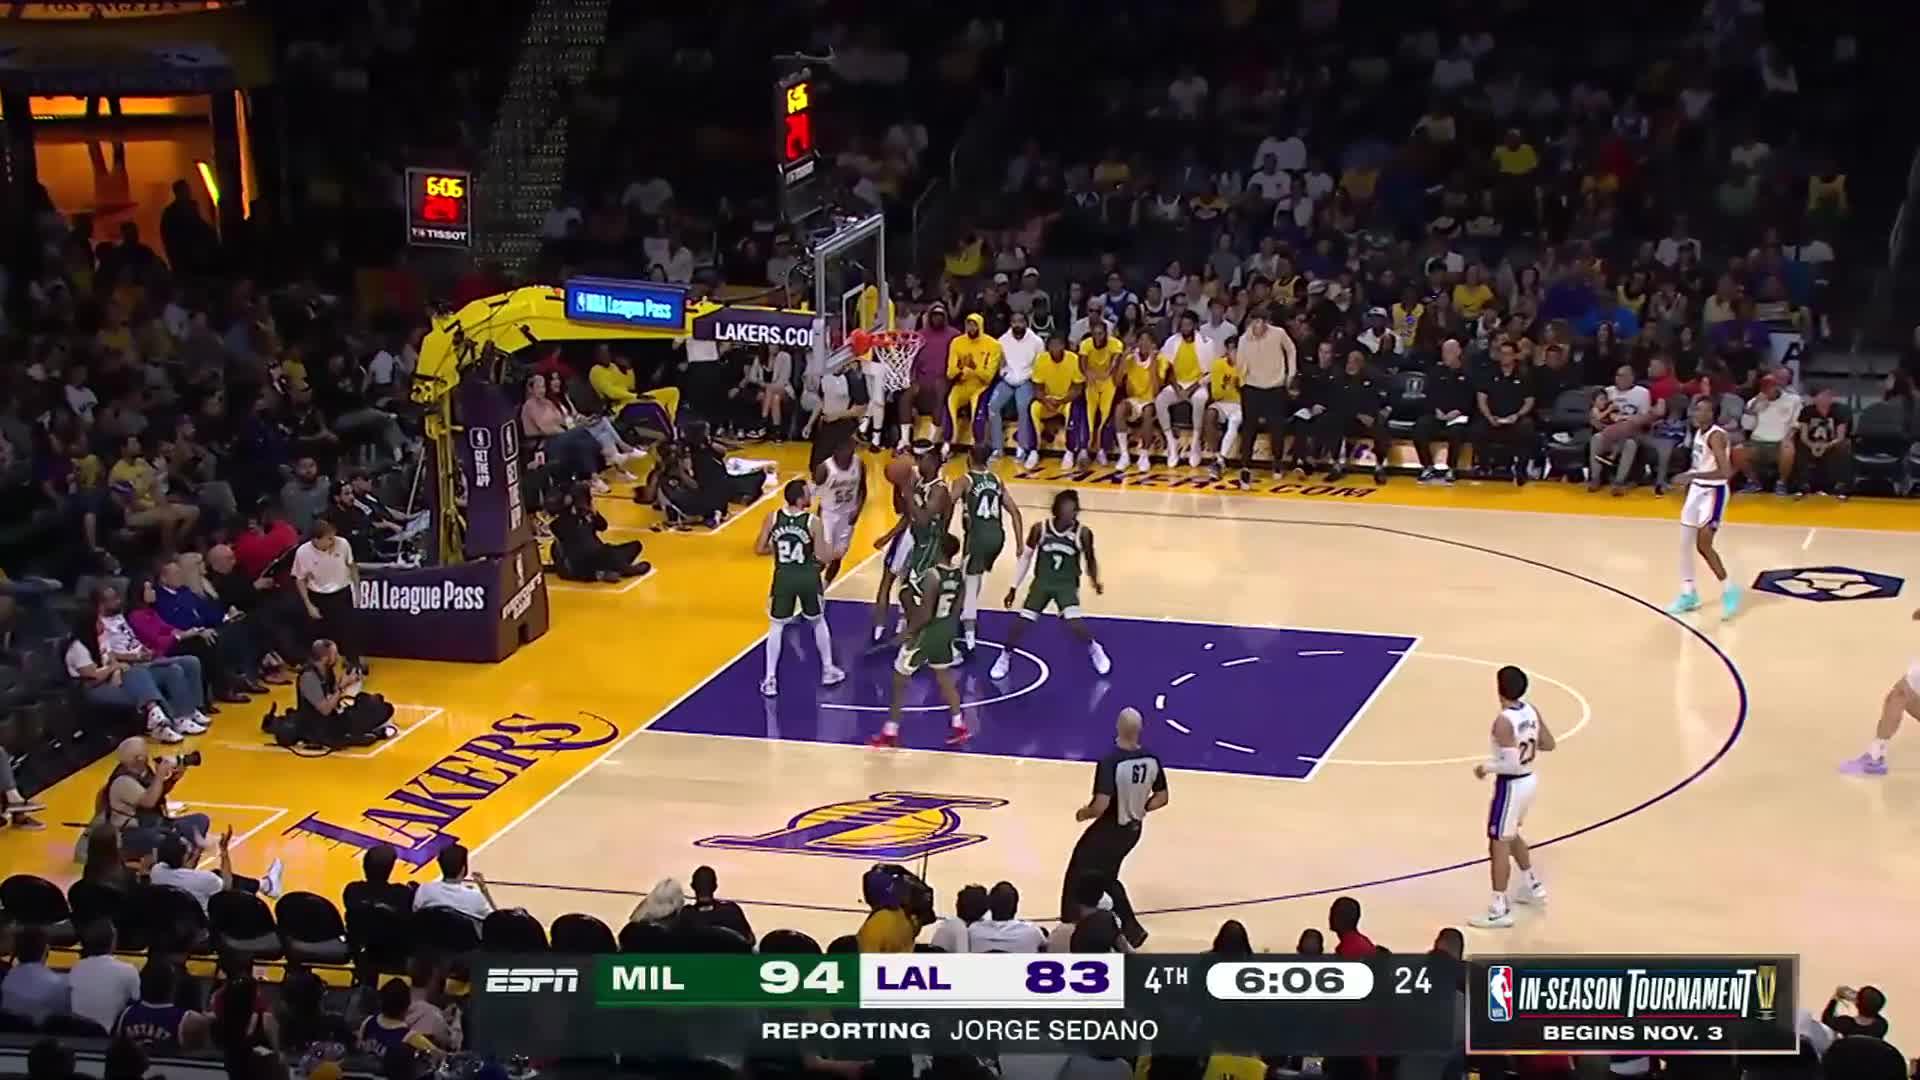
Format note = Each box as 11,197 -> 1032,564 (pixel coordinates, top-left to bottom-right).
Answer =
9,450 -> 1919,1013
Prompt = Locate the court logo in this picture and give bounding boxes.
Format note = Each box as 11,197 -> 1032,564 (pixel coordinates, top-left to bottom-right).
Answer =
696,791 -> 1008,860
1753,566 -> 1904,602
1487,965 -> 1514,1022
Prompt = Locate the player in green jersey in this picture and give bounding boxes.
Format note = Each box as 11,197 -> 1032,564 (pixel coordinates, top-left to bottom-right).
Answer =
870,532 -> 971,748
992,489 -> 1111,678
950,443 -> 1024,651
868,443 -> 951,646
755,479 -> 846,696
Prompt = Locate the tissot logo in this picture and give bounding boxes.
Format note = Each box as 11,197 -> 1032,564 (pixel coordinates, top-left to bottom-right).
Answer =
484,968 -> 580,994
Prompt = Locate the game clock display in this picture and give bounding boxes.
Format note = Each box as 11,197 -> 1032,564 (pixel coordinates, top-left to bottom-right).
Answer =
470,954 -> 1456,1057
406,166 -> 471,248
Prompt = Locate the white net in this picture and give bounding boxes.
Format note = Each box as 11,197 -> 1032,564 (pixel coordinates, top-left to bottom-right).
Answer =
871,331 -> 921,394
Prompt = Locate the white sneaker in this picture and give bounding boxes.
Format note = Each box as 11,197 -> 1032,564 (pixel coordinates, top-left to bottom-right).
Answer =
1096,450 -> 1108,467
1061,451 -> 1076,471
590,475 -> 611,495
1166,449 -> 1180,469
989,652 -> 1011,679
940,442 -> 953,461
149,721 -> 185,745
1188,445 -> 1203,469
1136,454 -> 1151,474
1090,642 -> 1112,676
145,703 -> 170,730
261,858 -> 285,899
1022,450 -> 1040,470
190,709 -> 213,728
175,715 -> 209,736
820,665 -> 847,687
759,676 -> 778,697
1516,883 -> 1548,905
1116,450 -> 1131,472
1469,907 -> 1515,928
987,449 -> 1003,465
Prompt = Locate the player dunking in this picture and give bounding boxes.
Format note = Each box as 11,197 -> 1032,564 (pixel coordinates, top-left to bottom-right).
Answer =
1668,397 -> 1744,618
870,532 -> 970,748
868,444 -> 942,644
1470,665 -> 1554,929
951,444 -> 1024,651
755,480 -> 847,696
1846,607 -> 1920,775
812,437 -> 865,582
991,489 -> 1112,679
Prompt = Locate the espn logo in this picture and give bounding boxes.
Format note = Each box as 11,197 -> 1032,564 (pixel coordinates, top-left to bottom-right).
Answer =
1487,964 -> 1514,1022
484,967 -> 580,994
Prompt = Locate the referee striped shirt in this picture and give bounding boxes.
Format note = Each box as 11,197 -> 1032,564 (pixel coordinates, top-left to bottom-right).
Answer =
1094,744 -> 1166,827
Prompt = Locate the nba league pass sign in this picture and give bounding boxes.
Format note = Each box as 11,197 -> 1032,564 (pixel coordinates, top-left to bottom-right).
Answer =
1468,955 -> 1798,1055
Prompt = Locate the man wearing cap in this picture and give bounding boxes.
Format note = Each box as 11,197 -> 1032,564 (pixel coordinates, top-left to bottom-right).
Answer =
984,310 -> 1044,460
1008,268 -> 1045,314
947,313 -> 1002,457
901,303 -> 960,455
1233,306 -> 1298,486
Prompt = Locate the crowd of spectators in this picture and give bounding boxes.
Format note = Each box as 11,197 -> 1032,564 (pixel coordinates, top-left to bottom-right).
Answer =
0,845 -> 1904,1079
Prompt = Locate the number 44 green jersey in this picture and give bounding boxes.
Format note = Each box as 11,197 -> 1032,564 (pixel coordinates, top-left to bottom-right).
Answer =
962,470 -> 1007,574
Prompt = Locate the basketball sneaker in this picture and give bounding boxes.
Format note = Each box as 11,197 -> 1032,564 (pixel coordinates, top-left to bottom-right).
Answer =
1666,591 -> 1701,614
760,676 -> 778,697
1469,905 -> 1515,929
1841,754 -> 1889,776
945,723 -> 972,747
867,730 -> 900,749
1116,450 -> 1131,472
1096,450 -> 1109,467
1721,583 -> 1744,618
261,858 -> 286,899
989,651 -> 1012,679
1135,454 -> 1151,475
1090,642 -> 1112,676
820,665 -> 846,687
1165,448 -> 1180,470
175,713 -> 209,736
1062,451 -> 1077,472
1187,443 -> 1204,469
1022,450 -> 1041,471
1515,882 -> 1548,905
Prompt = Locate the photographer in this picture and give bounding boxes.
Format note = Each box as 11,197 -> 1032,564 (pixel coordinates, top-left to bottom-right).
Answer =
547,481 -> 649,583
854,864 -> 933,952
95,735 -> 208,861
290,638 -> 395,748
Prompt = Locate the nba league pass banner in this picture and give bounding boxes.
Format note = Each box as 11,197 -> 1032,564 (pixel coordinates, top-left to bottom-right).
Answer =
357,542 -> 549,663
1468,955 -> 1798,1055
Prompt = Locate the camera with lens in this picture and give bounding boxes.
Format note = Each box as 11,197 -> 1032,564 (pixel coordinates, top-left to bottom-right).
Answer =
870,863 -> 936,926
164,751 -> 203,768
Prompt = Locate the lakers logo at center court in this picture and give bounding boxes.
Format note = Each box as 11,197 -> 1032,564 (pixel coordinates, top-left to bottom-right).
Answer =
696,791 -> 1008,860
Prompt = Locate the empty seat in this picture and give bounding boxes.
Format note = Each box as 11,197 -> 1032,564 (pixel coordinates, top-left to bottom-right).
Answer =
209,891 -> 283,960
482,909 -> 549,952
0,874 -> 76,946
277,892 -> 352,966
549,913 -> 617,954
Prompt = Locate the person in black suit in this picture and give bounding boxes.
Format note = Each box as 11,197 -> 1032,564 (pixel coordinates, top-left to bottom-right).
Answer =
1326,350 -> 1390,485
1413,338 -> 1475,483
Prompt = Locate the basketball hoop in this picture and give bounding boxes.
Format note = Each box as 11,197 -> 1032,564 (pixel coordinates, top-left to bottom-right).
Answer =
864,329 -> 922,394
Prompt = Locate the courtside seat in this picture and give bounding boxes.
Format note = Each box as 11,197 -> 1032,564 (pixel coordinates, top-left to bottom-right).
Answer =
1542,387 -> 1598,475
66,879 -> 125,931
482,908 -> 549,952
344,899 -> 411,978
149,883 -> 213,956
1385,370 -> 1429,437
0,874 -> 77,946
278,891 -> 353,966
413,905 -> 482,954
1853,401 -> 1913,495
209,890 -> 283,960
549,912 -> 618,953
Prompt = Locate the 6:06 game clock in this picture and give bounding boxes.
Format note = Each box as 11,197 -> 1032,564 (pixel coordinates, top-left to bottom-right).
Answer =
406,166 -> 472,249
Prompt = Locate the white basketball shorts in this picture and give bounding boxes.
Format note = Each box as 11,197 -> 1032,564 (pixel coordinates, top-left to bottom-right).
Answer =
1487,772 -> 1538,840
1680,483 -> 1729,529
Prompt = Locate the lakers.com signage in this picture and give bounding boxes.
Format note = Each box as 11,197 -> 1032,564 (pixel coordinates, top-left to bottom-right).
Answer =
287,712 -> 618,867
355,543 -> 548,663
691,306 -> 819,349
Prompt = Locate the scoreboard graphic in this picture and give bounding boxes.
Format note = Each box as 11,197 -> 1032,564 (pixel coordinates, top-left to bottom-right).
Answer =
472,954 -> 1455,1057
1468,955 -> 1798,1055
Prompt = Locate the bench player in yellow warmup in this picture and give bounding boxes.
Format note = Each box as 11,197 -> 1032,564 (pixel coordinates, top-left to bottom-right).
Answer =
1025,334 -> 1089,472
1079,318 -> 1125,467
946,313 -> 1001,457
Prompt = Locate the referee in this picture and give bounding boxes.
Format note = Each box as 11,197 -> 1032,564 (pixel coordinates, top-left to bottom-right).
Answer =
1061,707 -> 1167,948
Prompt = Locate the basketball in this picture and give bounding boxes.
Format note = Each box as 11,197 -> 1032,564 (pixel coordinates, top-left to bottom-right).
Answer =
885,457 -> 915,489
848,327 -> 874,355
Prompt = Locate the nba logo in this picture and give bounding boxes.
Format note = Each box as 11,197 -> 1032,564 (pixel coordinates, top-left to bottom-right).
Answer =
1487,965 -> 1514,1022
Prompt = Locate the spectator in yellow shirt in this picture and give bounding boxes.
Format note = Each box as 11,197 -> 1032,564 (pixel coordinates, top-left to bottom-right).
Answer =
108,434 -> 198,550
1027,335 -> 1087,471
1491,129 -> 1538,175
1451,264 -> 1495,319
589,350 -> 681,436
946,313 -> 1002,449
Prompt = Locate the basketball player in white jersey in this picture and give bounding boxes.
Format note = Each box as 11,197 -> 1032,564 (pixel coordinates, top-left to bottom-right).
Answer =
1668,397 -> 1743,618
1846,608 -> 1920,776
811,436 -> 866,582
1470,664 -> 1555,929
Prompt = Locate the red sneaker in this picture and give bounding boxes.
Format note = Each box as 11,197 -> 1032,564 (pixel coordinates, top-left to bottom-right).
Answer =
944,724 -> 972,747
867,731 -> 900,748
